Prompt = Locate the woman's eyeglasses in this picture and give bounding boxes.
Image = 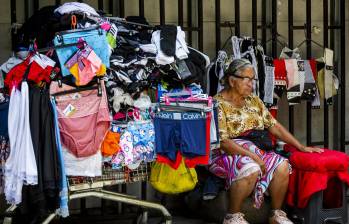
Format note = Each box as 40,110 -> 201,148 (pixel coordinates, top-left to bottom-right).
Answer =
230,74 -> 258,82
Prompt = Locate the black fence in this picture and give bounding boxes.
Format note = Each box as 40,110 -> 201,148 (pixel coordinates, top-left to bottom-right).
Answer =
10,0 -> 347,149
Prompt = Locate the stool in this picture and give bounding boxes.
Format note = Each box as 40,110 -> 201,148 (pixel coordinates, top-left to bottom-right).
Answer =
290,182 -> 347,224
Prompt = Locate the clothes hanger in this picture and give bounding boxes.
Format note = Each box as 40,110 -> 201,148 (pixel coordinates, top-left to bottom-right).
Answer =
296,24 -> 324,49
37,38 -> 88,53
263,33 -> 288,48
296,38 -> 324,49
157,103 -> 212,113
106,16 -> 155,29
162,87 -> 193,98
51,78 -> 102,97
220,25 -> 235,52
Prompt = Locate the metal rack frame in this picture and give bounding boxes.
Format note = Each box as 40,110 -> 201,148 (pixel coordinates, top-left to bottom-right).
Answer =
3,165 -> 172,224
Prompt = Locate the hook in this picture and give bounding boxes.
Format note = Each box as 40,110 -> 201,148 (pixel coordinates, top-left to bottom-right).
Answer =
71,15 -> 77,30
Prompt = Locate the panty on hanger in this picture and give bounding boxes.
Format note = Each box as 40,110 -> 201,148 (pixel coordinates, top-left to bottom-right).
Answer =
279,47 -> 301,60
285,59 -> 301,105
301,60 -> 317,102
273,59 -> 287,96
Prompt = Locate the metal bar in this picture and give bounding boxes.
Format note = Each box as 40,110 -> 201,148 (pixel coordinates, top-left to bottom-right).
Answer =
323,0 -> 329,148
182,27 -> 200,31
292,25 -> 306,30
271,0 -> 277,57
310,141 -> 325,146
330,0 -> 335,54
119,0 -> 125,17
56,0 -> 61,5
306,0 -> 313,146
10,0 -> 16,51
139,0 -> 144,17
109,0 -> 114,15
178,0 -> 184,27
34,0 -> 39,11
235,0 -> 240,36
288,0 -> 294,134
220,22 -> 235,27
25,0 -> 29,20
69,189 -> 172,224
98,0 -> 104,10
328,25 -> 341,29
42,213 -> 57,224
258,24 -> 272,29
340,0 -> 346,151
198,0 -> 203,51
262,0 -> 267,50
252,0 -> 257,40
187,0 -> 193,45
215,0 -> 221,53
159,0 -> 165,25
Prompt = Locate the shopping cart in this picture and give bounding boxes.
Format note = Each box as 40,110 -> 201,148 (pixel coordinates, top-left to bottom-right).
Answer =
2,163 -> 172,224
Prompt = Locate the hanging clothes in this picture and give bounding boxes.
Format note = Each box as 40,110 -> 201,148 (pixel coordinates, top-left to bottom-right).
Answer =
285,59 -> 301,105
316,48 -> 339,105
0,95 -> 10,193
18,84 -> 61,223
279,47 -> 301,60
51,98 -> 69,218
5,82 -> 38,205
50,80 -> 111,158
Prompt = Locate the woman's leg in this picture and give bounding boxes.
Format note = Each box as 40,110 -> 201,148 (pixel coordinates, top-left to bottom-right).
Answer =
268,160 -> 290,209
228,171 -> 259,213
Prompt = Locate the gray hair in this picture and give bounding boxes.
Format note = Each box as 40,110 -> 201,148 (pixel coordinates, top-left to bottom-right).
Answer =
222,58 -> 254,88
227,58 -> 254,77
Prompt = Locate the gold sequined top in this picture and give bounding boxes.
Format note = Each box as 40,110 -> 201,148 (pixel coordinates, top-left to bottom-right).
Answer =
215,93 -> 277,141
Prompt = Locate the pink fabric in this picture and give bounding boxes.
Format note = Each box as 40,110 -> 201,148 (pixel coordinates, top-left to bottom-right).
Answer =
78,51 -> 102,85
50,80 -> 110,157
284,59 -> 298,89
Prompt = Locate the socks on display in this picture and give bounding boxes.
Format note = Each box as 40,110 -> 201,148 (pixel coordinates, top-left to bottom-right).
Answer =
160,25 -> 177,57
285,59 -> 301,105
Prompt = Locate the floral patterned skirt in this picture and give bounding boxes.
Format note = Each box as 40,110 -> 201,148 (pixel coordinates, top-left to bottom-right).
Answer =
208,139 -> 290,208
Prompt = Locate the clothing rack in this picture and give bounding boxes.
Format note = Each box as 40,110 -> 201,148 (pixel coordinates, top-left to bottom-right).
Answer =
3,12 -> 174,224
3,164 -> 172,224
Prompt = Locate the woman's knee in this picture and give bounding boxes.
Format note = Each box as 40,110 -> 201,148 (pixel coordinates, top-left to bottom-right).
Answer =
276,160 -> 290,177
243,170 -> 259,185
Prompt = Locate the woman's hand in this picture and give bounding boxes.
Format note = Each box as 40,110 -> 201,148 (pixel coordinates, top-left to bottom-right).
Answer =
299,145 -> 324,153
251,154 -> 266,175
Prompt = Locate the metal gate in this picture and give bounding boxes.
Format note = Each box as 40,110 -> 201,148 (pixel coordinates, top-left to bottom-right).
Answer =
9,0 -> 347,160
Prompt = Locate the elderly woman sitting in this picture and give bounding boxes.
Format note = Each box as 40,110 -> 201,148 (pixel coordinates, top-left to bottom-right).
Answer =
209,59 -> 323,224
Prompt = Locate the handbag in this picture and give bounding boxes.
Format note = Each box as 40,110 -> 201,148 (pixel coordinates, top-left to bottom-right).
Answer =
150,159 -> 198,194
236,129 -> 274,151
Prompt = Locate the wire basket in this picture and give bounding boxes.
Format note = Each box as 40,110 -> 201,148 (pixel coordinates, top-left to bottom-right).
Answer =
67,163 -> 150,192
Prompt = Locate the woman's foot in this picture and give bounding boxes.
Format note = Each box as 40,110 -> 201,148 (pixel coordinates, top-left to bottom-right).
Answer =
269,210 -> 294,224
223,212 -> 249,224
